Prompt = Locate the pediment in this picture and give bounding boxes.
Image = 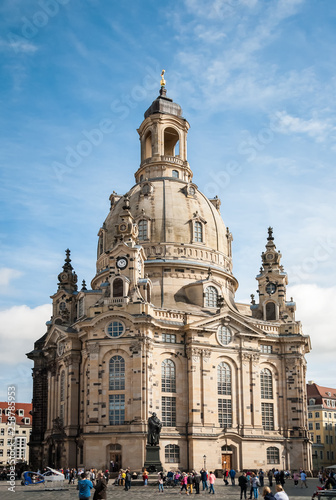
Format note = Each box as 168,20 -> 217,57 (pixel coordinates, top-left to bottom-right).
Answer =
187,310 -> 265,337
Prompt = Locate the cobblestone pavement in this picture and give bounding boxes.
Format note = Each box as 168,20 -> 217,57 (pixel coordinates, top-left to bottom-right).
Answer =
0,478 -> 319,500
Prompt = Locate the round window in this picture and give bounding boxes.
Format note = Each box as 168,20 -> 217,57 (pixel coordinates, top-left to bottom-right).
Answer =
218,325 -> 232,345
106,321 -> 125,338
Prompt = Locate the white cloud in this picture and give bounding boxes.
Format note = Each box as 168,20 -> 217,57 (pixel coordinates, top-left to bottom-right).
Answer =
0,303 -> 51,401
0,304 -> 51,364
287,284 -> 336,386
0,267 -> 22,287
274,111 -> 335,142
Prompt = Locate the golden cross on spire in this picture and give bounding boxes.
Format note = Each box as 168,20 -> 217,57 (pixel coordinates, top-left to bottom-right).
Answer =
160,69 -> 166,87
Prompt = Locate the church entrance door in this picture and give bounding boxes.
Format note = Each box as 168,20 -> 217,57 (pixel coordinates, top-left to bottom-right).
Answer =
109,452 -> 122,472
222,454 -> 231,470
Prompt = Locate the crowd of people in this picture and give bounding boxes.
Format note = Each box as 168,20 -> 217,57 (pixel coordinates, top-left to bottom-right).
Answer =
23,464 -> 336,499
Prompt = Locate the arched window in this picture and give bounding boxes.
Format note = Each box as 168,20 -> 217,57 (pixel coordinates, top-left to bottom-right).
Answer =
145,131 -> 152,159
138,219 -> 148,240
109,355 -> 125,390
194,221 -> 203,242
113,278 -> 123,298
267,447 -> 279,464
60,371 -> 65,402
266,302 -> 276,320
161,359 -> 176,393
165,444 -> 180,463
164,127 -> 179,156
217,362 -> 231,395
172,170 -> 179,178
218,326 -> 232,345
205,286 -> 218,308
139,174 -> 144,182
98,234 -> 104,256
260,368 -> 273,399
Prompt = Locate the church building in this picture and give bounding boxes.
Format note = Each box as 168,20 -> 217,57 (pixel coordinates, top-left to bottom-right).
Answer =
27,75 -> 312,473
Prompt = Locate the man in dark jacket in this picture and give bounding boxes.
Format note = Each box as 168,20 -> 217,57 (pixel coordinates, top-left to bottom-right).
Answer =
124,468 -> 132,491
238,472 -> 248,500
93,471 -> 107,500
193,471 -> 201,494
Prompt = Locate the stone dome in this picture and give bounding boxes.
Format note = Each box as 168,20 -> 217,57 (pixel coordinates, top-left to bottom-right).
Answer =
92,87 -> 238,309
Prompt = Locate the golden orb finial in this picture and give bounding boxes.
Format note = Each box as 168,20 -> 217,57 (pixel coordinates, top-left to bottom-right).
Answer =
160,69 -> 166,87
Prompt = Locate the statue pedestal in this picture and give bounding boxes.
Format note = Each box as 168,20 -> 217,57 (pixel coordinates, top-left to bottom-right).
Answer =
144,445 -> 163,472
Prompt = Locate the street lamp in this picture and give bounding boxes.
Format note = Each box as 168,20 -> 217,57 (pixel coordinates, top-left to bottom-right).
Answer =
281,452 -> 285,471
203,455 -> 207,469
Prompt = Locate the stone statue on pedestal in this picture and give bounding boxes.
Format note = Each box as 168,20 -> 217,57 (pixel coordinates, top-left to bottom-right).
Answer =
147,413 -> 162,446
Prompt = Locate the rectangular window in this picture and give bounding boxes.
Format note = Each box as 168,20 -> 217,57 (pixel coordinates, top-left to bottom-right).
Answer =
320,451 -> 323,459
315,412 -> 320,418
329,413 -> 332,418
24,417 -> 30,425
18,410 -> 24,417
218,399 -> 232,428
325,423 -> 328,429
316,435 -> 321,444
332,451 -> 334,460
326,435 -> 329,444
0,429 -> 4,436
261,402 -> 274,431
327,451 -> 330,460
162,396 -> 176,427
0,450 -> 2,457
261,374 -> 273,399
316,423 -> 320,430
308,423 -> 313,430
331,435 -> 333,444
308,412 -> 312,419
109,395 -> 125,425
260,345 -> 272,354
162,334 -> 176,343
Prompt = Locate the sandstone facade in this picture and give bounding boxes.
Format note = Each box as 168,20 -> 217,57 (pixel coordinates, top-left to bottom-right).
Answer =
27,84 -> 312,473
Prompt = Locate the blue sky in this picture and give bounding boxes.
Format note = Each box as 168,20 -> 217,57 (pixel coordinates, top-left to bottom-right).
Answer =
1,0 -> 336,402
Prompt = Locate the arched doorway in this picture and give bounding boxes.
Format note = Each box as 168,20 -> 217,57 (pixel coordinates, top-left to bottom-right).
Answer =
221,445 -> 233,470
108,444 -> 122,472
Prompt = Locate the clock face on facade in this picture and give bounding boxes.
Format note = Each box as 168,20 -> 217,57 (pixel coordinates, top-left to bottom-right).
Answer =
266,282 -> 277,295
119,223 -> 127,232
116,257 -> 128,270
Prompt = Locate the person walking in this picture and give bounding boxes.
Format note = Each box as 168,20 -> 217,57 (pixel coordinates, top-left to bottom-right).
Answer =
292,471 -> 299,487
223,469 -> 229,486
201,469 -> 208,491
274,485 -> 289,500
209,471 -> 216,494
230,468 -> 236,485
259,470 -> 265,487
194,471 -> 201,494
181,473 -> 188,494
93,471 -> 107,500
252,473 -> 260,499
300,470 -> 308,488
78,472 -> 93,500
238,472 -> 248,500
124,468 -> 132,491
268,470 -> 273,487
158,471 -> 164,493
142,469 -> 148,486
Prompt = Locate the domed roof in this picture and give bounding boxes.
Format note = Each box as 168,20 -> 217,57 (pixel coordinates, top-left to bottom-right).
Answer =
103,178 -> 232,274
